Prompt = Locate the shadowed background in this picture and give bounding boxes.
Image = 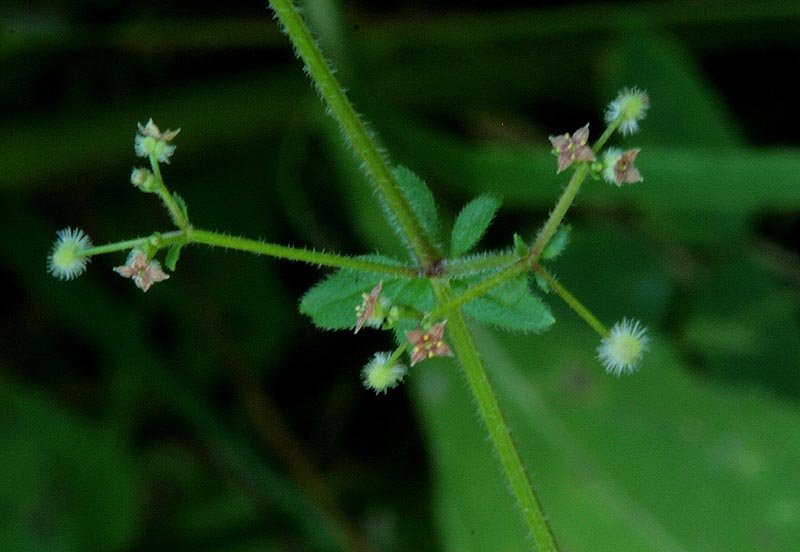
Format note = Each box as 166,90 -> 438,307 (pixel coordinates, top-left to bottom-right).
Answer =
2,1 -> 800,551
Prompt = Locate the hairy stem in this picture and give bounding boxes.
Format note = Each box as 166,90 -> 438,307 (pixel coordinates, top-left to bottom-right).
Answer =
190,229 -> 416,275
426,259 -> 528,321
85,228 -> 417,277
431,155 -> 595,319
149,154 -> 190,229
533,263 -> 608,337
529,164 -> 588,261
431,280 -> 560,551
269,0 -> 438,267
267,1 -> 560,548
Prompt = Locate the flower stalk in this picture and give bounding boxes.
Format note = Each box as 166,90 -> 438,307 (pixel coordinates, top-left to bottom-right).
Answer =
81,228 -> 418,278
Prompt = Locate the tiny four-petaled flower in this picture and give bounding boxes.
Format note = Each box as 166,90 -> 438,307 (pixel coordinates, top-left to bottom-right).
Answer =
135,118 -> 181,164
114,249 -> 169,292
355,281 -> 387,333
596,318 -> 649,376
405,321 -> 453,366
602,148 -> 643,186
548,124 -> 596,173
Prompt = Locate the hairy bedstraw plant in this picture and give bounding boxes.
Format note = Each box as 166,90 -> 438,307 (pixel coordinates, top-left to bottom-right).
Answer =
47,2 -> 652,550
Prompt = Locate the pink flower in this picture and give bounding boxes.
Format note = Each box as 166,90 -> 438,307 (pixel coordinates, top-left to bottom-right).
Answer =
406,321 -> 453,366
355,281 -> 384,333
548,124 -> 595,173
137,118 -> 181,142
614,148 -> 642,185
114,249 -> 169,292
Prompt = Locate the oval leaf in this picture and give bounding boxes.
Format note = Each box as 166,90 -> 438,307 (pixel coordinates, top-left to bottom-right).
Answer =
451,194 -> 502,257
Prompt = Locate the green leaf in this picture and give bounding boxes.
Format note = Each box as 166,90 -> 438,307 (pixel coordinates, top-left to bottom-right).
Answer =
300,269 -> 388,331
450,194 -> 502,257
299,255 -> 434,331
540,224 -> 570,261
513,233 -> 528,258
457,274 -> 554,333
171,191 -> 189,224
165,244 -> 182,271
392,165 -> 441,244
533,272 -> 551,293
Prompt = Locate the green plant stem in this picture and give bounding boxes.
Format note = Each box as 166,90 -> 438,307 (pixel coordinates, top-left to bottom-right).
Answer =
432,158 -> 594,317
529,164 -> 588,261
190,229 -> 417,275
82,230 -> 187,256
533,264 -> 608,337
426,259 -> 528,321
268,2 -> 561,548
84,228 -> 417,277
149,154 -> 190,229
431,280 -> 560,551
268,0 -> 438,267
429,163 -> 593,320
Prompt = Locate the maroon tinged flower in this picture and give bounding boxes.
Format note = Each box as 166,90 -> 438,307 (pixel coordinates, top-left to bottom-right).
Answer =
405,322 -> 453,366
548,124 -> 595,173
613,148 -> 643,185
114,249 -> 169,292
355,281 -> 384,333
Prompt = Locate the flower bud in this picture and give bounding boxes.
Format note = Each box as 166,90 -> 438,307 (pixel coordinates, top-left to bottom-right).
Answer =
361,352 -> 408,394
597,318 -> 649,376
130,167 -> 158,192
47,227 -> 93,280
605,88 -> 650,136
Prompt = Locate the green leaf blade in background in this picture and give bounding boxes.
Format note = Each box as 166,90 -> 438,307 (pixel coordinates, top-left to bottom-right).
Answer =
0,380 -> 139,552
414,318 -> 800,552
450,194 -> 502,257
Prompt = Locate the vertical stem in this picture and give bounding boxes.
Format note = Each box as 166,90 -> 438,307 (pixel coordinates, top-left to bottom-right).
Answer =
267,2 -> 560,548
431,280 -> 560,551
149,154 -> 190,229
269,0 -> 437,267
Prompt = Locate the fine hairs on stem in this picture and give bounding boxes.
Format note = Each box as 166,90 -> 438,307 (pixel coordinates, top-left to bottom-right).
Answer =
47,3 -> 654,550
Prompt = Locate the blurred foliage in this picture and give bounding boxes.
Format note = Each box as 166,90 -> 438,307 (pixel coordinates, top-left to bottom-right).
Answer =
2,1 -> 800,551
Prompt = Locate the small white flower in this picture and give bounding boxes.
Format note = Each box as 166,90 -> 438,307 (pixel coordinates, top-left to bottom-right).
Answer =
361,352 -> 408,394
605,88 -> 650,136
47,227 -> 93,280
601,148 -> 623,184
134,118 -> 180,163
597,318 -> 649,376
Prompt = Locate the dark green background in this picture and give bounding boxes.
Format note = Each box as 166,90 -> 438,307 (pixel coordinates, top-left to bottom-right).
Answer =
2,1 -> 800,550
